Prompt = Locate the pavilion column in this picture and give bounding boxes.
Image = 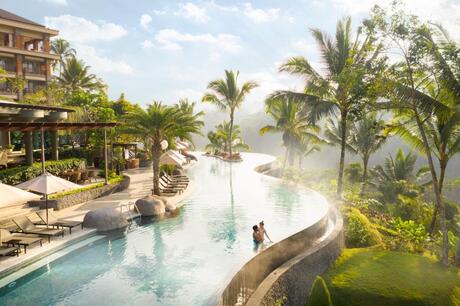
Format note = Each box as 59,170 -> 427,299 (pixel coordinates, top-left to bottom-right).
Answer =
50,131 -> 58,161
104,127 -> 108,185
24,131 -> 33,166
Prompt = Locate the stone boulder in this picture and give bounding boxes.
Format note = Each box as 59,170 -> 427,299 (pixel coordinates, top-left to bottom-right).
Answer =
83,207 -> 128,232
135,195 -> 166,216
165,202 -> 177,212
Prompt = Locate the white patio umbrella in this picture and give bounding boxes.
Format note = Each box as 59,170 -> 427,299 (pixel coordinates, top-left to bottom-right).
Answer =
0,182 -> 41,208
0,183 -> 41,244
160,151 -> 184,166
16,172 -> 82,225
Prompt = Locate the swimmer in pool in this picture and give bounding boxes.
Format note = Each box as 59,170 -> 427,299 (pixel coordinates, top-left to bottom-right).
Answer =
252,225 -> 263,243
259,221 -> 272,243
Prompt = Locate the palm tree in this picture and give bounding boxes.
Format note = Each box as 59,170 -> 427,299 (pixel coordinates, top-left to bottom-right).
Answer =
271,17 -> 380,197
206,121 -> 249,154
124,102 -> 203,195
326,114 -> 387,193
202,70 -> 258,158
294,132 -> 323,169
51,38 -> 76,76
388,110 -> 460,232
369,8 -> 453,264
260,96 -> 322,170
371,149 -> 428,184
58,57 -> 102,95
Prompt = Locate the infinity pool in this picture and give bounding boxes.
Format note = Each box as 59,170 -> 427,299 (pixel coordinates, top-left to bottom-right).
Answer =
0,153 -> 329,306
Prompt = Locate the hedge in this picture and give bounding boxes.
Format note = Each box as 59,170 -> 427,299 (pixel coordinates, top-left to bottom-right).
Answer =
0,158 -> 85,185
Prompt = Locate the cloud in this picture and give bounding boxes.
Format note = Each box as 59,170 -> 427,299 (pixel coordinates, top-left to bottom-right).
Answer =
209,1 -> 239,12
44,15 -> 127,43
176,2 -> 209,23
155,29 -> 241,54
40,0 -> 67,5
153,9 -> 166,15
243,3 -> 280,23
141,40 -> 154,49
330,0 -> 460,42
76,45 -> 134,75
292,39 -> 314,53
140,14 -> 152,29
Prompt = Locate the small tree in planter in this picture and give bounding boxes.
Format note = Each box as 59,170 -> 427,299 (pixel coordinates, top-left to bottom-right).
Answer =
138,151 -> 152,168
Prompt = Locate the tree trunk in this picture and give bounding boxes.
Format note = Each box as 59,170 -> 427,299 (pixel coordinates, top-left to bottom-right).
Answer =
282,146 -> 289,172
429,159 -> 447,234
360,155 -> 369,195
414,114 -> 448,265
337,111 -> 348,199
229,110 -> 234,158
151,140 -> 161,195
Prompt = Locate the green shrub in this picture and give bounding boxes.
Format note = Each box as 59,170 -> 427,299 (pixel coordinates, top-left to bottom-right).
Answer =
344,208 -> 382,247
160,164 -> 176,175
307,276 -> 333,306
390,217 -> 428,252
0,158 -> 85,185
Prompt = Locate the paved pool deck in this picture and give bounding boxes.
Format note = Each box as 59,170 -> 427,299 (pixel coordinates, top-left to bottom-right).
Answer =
0,163 -> 195,277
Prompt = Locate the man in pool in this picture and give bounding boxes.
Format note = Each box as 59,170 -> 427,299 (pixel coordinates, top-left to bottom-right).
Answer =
259,221 -> 273,243
252,225 -> 263,243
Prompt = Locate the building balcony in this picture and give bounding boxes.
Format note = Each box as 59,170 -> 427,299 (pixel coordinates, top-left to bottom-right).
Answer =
0,45 -> 59,61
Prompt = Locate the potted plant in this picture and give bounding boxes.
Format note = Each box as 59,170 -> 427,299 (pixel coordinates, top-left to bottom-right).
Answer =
6,144 -> 13,153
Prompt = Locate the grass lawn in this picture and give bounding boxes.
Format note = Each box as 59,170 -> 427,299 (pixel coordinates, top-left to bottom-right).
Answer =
323,248 -> 460,306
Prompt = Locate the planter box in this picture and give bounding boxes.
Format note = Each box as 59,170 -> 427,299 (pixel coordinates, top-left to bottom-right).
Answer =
127,158 -> 139,169
139,159 -> 152,168
28,175 -> 131,210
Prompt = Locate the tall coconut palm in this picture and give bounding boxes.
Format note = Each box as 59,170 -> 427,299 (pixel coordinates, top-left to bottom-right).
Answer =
58,57 -> 101,95
326,114 -> 387,193
260,96 -> 322,170
51,38 -> 76,76
369,7 -> 453,264
202,70 -> 258,158
124,102 -> 203,195
271,17 -> 381,197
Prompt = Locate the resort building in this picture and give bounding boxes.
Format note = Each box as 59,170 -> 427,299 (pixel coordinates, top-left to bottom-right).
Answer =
0,9 -> 59,101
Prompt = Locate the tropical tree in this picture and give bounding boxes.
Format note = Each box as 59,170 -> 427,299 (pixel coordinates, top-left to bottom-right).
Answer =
51,38 -> 76,76
124,102 -> 203,195
271,17 -> 381,197
369,5 -> 453,264
387,109 -> 460,232
58,57 -> 103,95
206,121 -> 249,154
294,132 -> 324,169
260,96 -> 323,170
202,70 -> 258,158
326,114 -> 387,193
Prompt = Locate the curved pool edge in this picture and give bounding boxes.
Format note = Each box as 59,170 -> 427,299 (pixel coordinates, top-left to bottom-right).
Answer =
217,159 -> 344,306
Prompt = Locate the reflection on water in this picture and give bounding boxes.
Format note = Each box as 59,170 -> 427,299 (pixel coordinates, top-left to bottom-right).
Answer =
0,153 -> 329,306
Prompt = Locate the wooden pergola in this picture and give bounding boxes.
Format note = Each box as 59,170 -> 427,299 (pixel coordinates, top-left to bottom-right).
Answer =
0,122 -> 117,184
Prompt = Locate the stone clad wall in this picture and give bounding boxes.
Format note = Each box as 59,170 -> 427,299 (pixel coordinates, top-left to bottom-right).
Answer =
29,176 -> 131,210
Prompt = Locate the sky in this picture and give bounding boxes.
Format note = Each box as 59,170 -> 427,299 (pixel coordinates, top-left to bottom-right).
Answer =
1,0 -> 460,113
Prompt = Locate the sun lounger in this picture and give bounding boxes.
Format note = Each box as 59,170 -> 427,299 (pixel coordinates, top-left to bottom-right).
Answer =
159,181 -> 183,193
0,229 -> 43,254
36,211 -> 83,234
0,245 -> 20,257
162,173 -> 189,184
13,216 -> 64,243
160,176 -> 187,188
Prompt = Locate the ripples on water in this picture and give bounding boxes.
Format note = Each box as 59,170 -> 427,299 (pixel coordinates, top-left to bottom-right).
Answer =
0,153 -> 329,306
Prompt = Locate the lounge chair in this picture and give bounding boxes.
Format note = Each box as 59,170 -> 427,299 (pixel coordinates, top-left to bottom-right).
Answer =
159,180 -> 183,193
13,216 -> 64,243
160,176 -> 187,188
36,211 -> 83,234
162,173 -> 189,183
0,229 -> 43,254
0,245 -> 20,257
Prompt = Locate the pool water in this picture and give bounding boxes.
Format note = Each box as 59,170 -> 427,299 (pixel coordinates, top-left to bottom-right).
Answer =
0,153 -> 329,306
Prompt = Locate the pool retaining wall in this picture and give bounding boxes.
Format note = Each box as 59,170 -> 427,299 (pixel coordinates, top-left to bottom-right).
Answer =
217,161 -> 344,306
